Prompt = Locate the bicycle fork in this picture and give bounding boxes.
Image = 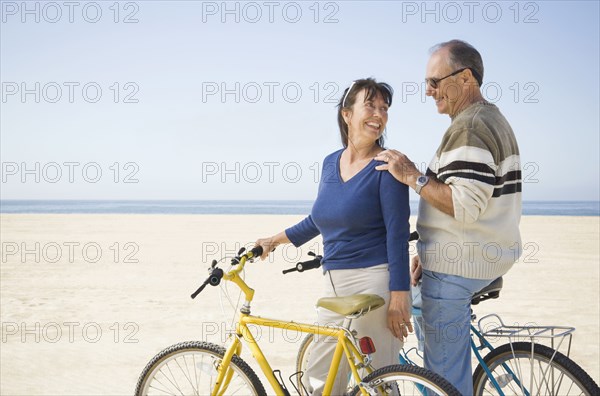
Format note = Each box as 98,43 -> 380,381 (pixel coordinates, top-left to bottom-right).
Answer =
212,336 -> 243,396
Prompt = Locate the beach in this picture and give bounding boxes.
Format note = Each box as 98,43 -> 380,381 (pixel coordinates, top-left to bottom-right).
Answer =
1,214 -> 598,394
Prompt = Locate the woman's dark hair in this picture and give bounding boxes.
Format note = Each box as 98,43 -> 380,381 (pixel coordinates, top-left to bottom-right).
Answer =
337,78 -> 393,148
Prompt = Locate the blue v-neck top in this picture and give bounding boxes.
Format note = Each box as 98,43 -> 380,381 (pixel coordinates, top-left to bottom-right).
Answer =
285,148 -> 411,291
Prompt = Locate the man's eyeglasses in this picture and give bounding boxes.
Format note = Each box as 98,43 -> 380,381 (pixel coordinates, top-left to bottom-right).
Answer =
425,68 -> 468,89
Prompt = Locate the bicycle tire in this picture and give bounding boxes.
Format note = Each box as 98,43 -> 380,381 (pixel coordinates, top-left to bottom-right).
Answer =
295,333 -> 314,396
135,341 -> 267,396
347,364 -> 460,395
472,341 -> 600,395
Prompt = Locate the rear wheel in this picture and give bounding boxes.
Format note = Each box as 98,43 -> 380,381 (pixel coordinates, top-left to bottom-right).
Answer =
348,364 -> 461,396
473,342 -> 600,395
135,341 -> 266,396
296,333 -> 373,394
297,333 -> 458,395
295,333 -> 314,396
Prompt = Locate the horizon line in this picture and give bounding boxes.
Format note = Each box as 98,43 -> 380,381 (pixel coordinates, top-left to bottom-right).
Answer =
1,199 -> 599,203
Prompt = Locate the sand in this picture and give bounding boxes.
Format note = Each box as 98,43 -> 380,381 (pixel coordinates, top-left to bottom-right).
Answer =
0,214 -> 598,395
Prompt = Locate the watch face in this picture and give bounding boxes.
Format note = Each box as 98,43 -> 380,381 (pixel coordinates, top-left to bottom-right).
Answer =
417,176 -> 427,185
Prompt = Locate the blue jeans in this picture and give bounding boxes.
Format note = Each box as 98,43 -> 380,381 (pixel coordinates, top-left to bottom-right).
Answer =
421,270 -> 492,396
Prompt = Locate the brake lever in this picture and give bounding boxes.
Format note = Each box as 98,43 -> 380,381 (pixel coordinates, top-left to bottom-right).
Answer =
191,267 -> 224,299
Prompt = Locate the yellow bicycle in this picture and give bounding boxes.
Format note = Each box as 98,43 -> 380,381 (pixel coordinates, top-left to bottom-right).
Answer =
134,246 -> 459,396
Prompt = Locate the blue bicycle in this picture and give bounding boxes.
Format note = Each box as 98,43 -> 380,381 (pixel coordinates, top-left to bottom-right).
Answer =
294,256 -> 599,395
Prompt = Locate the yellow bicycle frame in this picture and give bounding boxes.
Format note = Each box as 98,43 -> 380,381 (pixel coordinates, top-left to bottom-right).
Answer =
210,254 -> 373,396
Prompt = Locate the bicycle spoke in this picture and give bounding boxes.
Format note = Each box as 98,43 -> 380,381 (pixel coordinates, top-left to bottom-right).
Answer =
507,359 -> 525,394
511,351 -> 527,395
193,354 -> 200,394
148,382 -> 175,395
538,357 -> 553,394
164,361 -> 187,395
473,342 -> 598,396
173,355 -> 196,393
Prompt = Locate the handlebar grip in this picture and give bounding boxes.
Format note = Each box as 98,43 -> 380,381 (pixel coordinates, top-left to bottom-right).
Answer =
250,246 -> 263,258
191,268 -> 224,299
191,280 -> 209,299
299,258 -> 321,271
282,256 -> 322,274
209,268 -> 224,285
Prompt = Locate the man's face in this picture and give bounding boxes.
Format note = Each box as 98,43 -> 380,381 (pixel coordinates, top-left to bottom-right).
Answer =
425,49 -> 464,116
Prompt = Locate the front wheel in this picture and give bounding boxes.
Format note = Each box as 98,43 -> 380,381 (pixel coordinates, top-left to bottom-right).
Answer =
472,341 -> 600,395
135,341 -> 266,396
348,364 -> 461,396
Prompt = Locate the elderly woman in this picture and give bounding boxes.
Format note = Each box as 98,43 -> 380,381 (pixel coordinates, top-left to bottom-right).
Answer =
255,78 -> 411,396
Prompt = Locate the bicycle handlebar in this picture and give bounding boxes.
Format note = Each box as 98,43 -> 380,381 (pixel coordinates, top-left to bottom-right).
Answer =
249,246 -> 263,258
192,232 -> 419,299
282,255 -> 323,274
281,232 -> 417,275
191,246 -> 263,299
190,267 -> 224,299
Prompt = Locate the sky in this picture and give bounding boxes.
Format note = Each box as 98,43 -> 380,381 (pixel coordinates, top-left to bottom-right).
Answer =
1,0 -> 599,201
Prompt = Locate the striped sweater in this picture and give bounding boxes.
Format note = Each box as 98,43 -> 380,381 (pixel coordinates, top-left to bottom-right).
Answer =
417,102 -> 522,280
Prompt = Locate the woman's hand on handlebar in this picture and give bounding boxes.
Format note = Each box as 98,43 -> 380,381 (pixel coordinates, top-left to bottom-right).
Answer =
254,231 -> 290,260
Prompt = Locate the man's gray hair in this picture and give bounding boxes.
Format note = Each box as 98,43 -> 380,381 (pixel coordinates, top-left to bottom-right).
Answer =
431,39 -> 484,86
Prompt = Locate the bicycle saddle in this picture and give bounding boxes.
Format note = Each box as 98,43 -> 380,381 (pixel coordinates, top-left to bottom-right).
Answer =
471,277 -> 503,305
317,294 -> 385,316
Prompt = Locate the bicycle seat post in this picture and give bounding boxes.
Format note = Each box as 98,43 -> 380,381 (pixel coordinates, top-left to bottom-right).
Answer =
341,317 -> 356,340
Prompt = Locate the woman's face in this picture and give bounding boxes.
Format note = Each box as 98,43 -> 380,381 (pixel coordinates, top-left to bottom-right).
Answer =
344,88 -> 389,143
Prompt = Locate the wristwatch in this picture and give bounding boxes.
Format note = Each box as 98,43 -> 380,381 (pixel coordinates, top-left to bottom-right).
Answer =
415,175 -> 430,195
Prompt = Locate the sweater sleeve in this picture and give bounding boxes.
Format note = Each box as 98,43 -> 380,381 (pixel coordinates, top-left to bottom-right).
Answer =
285,215 -> 321,247
438,127 -> 497,224
379,170 -> 411,291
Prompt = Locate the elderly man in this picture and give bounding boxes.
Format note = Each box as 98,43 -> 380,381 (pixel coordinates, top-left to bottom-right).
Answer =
375,39 -> 522,394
